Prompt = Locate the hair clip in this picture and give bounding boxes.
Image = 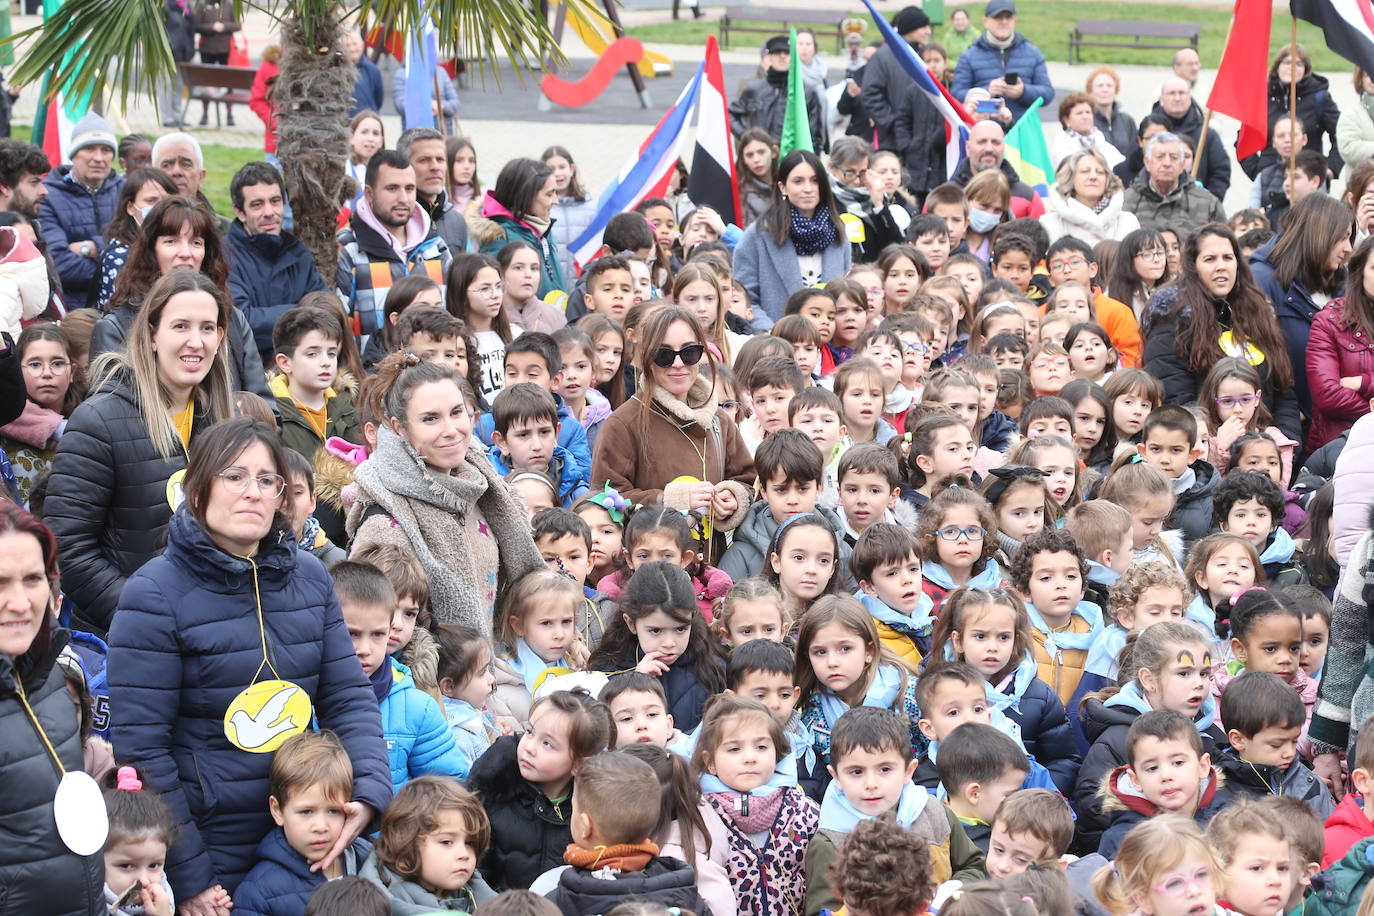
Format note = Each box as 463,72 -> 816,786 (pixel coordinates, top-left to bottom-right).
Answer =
984,465 -> 1047,504
902,431 -> 913,443
399,352 -> 423,368
116,766 -> 142,792
1129,453 -> 1144,464
1229,586 -> 1264,605
587,481 -> 633,524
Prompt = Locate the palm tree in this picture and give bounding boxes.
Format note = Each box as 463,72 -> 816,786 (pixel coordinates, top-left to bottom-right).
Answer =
8,0 -> 570,276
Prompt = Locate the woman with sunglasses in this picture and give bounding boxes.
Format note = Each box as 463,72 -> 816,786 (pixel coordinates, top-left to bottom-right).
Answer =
106,416 -> 390,915
591,306 -> 754,552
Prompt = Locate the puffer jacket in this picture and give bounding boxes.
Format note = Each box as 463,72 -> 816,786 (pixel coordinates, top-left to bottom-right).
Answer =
1096,763 -> 1230,858
230,828 -> 371,916
381,659 -> 470,790
1122,172 -> 1225,237
1147,98 -> 1231,200
226,221 -> 328,360
718,499 -> 855,591
989,654 -> 1081,794
0,225 -> 51,337
1038,189 -> 1140,247
467,735 -> 574,891
335,206 -> 451,338
477,193 -> 566,297
1168,459 -> 1219,550
1241,72 -> 1343,180
1093,103 -> 1137,159
1324,792 -> 1374,867
1250,235 -> 1335,421
1214,747 -> 1334,820
1332,419 -> 1374,567
545,856 -> 712,916
271,373 -> 362,462
37,166 -> 124,311
550,194 -> 598,281
43,373 -> 213,637
0,629 -> 105,916
106,510 -> 391,901
597,563 -> 729,622
1307,301 -> 1374,451
949,31 -> 1053,121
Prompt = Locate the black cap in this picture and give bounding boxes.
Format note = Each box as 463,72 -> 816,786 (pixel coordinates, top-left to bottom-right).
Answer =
764,35 -> 790,54
892,6 -> 930,35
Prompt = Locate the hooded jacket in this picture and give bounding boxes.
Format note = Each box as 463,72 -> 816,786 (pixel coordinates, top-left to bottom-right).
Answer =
475,393 -> 592,497
545,854 -> 712,916
106,510 -> 391,900
0,224 -> 51,336
467,735 -> 574,891
1240,71 -> 1343,179
381,659 -> 471,790
1147,98 -> 1231,200
336,201 -> 451,338
359,853 -> 495,915
477,193 -> 566,297
38,165 -> 124,311
1307,301 -> 1374,452
1325,792 -> 1374,867
1167,459 -> 1219,550
1123,172 -> 1225,237
719,499 -> 855,590
226,220 -> 329,360
270,373 -> 362,464
230,828 -> 371,916
1096,763 -> 1229,858
1039,188 -> 1140,247
1214,747 -> 1334,820
949,31 -> 1053,121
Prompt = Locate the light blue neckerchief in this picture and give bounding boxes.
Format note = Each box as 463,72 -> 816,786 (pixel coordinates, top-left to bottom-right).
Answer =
922,558 -> 1004,591
817,779 -> 929,833
985,650 -> 1040,715
700,762 -> 794,797
1025,598 -> 1103,659
817,662 -> 903,729
1187,594 -> 1216,632
856,591 -> 935,639
508,638 -> 565,696
441,696 -> 486,733
1260,527 -> 1296,566
1104,679 -> 1217,733
1084,624 -> 1128,679
1086,560 -> 1121,589
1171,466 -> 1196,496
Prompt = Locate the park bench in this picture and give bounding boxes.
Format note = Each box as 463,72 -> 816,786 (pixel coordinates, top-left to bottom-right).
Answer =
178,62 -> 256,128
720,6 -> 847,53
1067,19 -> 1200,64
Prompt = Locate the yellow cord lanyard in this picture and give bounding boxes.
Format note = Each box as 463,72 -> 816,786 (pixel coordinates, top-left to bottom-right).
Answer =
15,675 -> 66,777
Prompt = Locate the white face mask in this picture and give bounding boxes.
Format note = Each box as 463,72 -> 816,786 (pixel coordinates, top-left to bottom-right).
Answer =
969,208 -> 1001,233
138,205 -> 154,222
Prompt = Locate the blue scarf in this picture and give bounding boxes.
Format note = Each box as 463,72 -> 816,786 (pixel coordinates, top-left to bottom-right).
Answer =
986,650 -> 1041,715
922,558 -> 1004,591
817,662 -> 904,729
1085,624 -> 1128,679
817,780 -> 929,833
1086,560 -> 1120,589
789,206 -> 840,256
1260,527 -> 1296,566
1187,594 -> 1216,632
1105,680 -> 1217,733
1025,598 -> 1102,659
856,591 -> 935,640
441,696 -> 491,734
700,762 -> 794,797
507,638 -> 565,696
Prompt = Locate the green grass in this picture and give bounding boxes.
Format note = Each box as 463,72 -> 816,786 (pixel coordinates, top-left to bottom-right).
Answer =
628,2 -> 1351,71
199,141 -> 263,215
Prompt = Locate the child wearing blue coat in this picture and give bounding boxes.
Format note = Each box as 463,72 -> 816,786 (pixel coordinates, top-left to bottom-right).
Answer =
434,622 -> 500,775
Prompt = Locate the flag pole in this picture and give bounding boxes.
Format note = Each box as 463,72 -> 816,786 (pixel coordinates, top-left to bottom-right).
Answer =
1192,14 -> 1238,180
1289,15 -> 1299,176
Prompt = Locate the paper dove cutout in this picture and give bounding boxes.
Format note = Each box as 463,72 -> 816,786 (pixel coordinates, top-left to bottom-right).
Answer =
224,680 -> 311,753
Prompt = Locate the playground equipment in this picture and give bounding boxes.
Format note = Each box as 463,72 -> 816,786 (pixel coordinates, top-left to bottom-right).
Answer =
539,0 -> 674,109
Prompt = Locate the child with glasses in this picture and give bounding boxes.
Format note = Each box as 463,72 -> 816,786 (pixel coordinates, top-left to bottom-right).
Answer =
916,479 -> 1005,616
1198,357 -> 1297,481
1092,815 -> 1221,916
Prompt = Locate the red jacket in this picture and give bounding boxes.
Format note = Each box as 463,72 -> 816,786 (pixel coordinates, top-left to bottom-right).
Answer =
1324,792 -> 1374,867
1307,302 -> 1374,452
249,58 -> 279,154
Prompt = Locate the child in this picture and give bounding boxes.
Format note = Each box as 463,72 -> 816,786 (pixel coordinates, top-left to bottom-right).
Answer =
271,305 -> 361,462
395,306 -> 467,373
551,327 -> 611,454
880,312 -> 937,420
103,767 -> 176,916
1090,816 -> 1219,916
772,314 -> 825,387
596,505 -> 732,621
1037,312 -> 1075,350
934,723 -> 1035,853
572,483 -> 628,588
834,356 -> 897,445
986,791 -> 1077,887
433,622 -> 499,775
824,277 -> 870,365
694,694 -> 821,916
1059,378 -> 1115,475
922,369 -> 1002,476
785,288 -> 838,375
1101,367 -> 1163,445
1063,323 -> 1117,387
917,480 -> 1005,614
582,254 -> 635,323
900,413 -> 978,510
1138,405 -> 1217,549
1263,795 -> 1325,915
1099,459 -> 1182,570
531,508 -> 614,649
1324,716 -> 1374,866
1213,470 -> 1305,584
449,252 -> 519,401
1207,800 -> 1297,916
1082,559 -> 1191,692
804,706 -> 985,915
1025,343 -> 1071,398
1045,279 -> 1094,326
909,294 -> 956,366
487,383 -> 589,509
738,356 -> 805,453
857,329 -> 909,418
600,672 -> 681,749
1064,499 -> 1134,613
827,817 -> 937,916
1277,584 -> 1331,681
833,442 -> 918,549
1232,431 -> 1307,534
234,732 -> 374,916
282,449 -> 346,565
985,330 -> 1029,370
499,241 -> 565,334
766,512 -> 848,621
992,235 -> 1037,296
714,578 -> 788,648
1010,529 -> 1103,713
909,212 -> 954,273
467,689 -> 613,891
490,570 -> 584,724
347,541 -> 433,680
789,387 -> 849,495
538,752 -> 709,915
1011,434 -> 1080,512
1200,357 -> 1297,481
723,637 -> 817,788
1185,532 -> 1264,632
509,470 -> 557,520
929,189 -> 972,260
588,561 -> 726,732
1216,668 -> 1330,818
853,523 -> 934,666
928,587 -> 1079,794
577,313 -> 627,410
360,776 -> 496,912
953,353 -> 1016,454
880,244 -> 929,315
302,877 -> 389,916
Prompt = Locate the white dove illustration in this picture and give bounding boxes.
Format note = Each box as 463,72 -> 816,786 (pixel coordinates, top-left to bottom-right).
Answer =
228,685 -> 303,751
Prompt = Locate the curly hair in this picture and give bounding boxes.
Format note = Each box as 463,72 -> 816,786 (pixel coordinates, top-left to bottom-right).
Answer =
915,477 -> 999,568
829,816 -> 936,915
1008,529 -> 1088,594
377,777 -> 490,882
1212,470 -> 1285,530
1107,560 -> 1193,626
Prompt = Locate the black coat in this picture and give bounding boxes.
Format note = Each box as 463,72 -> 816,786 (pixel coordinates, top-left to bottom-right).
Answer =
1240,72 -> 1343,180
1094,104 -> 1137,159
729,70 -> 828,154
1149,99 -> 1231,201
1169,459 -> 1220,551
225,221 -> 328,360
893,75 -> 948,194
836,65 -> 873,140
0,332 -> 25,426
164,0 -> 197,62
0,630 -> 104,915
592,644 -> 720,732
467,736 -> 573,892
546,856 -> 713,916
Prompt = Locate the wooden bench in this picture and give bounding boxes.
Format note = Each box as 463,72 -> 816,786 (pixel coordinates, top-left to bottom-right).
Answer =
1067,19 -> 1199,64
178,62 -> 256,128
720,6 -> 847,53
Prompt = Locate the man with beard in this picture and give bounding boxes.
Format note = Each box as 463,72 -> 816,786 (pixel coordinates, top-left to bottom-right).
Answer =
38,114 -> 123,311
0,141 -> 50,220
729,35 -> 828,153
397,126 -> 469,256
336,149 -> 451,345
949,119 -> 1044,218
1150,76 -> 1230,200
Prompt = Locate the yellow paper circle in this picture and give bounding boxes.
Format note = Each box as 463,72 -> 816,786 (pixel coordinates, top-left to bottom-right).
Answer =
166,468 -> 187,512
1218,331 -> 1265,366
224,679 -> 312,753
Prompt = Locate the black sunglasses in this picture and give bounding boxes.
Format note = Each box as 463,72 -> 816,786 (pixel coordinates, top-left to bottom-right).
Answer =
651,343 -> 706,368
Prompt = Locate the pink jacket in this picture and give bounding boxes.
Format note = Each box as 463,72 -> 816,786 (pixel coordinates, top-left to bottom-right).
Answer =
1334,413 -> 1374,567
598,563 -> 733,622
1307,302 -> 1374,452
1213,663 -> 1317,759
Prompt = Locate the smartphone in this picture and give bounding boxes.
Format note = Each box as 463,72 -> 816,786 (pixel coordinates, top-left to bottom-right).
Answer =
975,98 -> 1002,114
1005,72 -> 1019,86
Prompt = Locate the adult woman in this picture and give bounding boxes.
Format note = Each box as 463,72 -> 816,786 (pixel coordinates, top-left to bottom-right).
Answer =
1105,228 -> 1169,320
1087,66 -> 1136,159
0,504 -> 104,914
591,306 -> 753,549
1244,44 -> 1342,180
1143,224 -> 1301,444
734,149 -> 851,326
826,136 -> 908,261
107,417 -> 390,913
346,110 -> 384,206
347,355 -> 544,630
735,127 -> 777,227
1049,92 -> 1124,173
90,196 -> 267,399
963,168 -> 1010,264
1339,68 -> 1374,184
1249,193 -> 1355,420
446,136 -> 482,218
44,269 -> 236,637
95,167 -> 178,310
1040,148 -> 1139,247
542,145 -> 598,286
477,157 -> 565,297
1306,237 -> 1374,451
796,28 -> 827,92
193,0 -> 240,124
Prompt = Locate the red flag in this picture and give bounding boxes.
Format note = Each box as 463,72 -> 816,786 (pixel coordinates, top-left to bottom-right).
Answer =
1207,0 -> 1273,161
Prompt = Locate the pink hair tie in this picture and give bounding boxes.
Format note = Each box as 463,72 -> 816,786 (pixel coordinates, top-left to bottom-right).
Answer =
1229,586 -> 1264,606
116,766 -> 142,792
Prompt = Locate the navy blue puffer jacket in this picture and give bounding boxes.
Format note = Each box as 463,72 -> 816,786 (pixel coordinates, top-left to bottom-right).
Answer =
37,167 -> 123,311
107,510 -> 391,902
230,828 -> 372,916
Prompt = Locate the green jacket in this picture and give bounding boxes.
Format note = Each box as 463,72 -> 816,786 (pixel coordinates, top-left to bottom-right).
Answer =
1307,836 -> 1374,916
477,207 -> 567,298
272,376 -> 362,462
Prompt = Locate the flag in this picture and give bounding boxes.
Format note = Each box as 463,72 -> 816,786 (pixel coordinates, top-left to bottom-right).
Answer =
687,36 -> 741,227
569,62 -> 705,268
779,28 -> 812,156
860,0 -> 973,178
1003,98 -> 1053,198
1291,0 -> 1374,76
32,0 -> 90,164
403,19 -> 440,129
1209,0 -> 1273,161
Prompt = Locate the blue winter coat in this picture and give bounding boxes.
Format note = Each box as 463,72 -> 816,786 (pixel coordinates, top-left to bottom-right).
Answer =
474,396 -> 592,493
230,828 -> 372,916
997,667 -> 1081,795
38,166 -> 124,311
349,57 -> 384,117
1249,236 -> 1331,424
226,221 -> 329,360
107,510 -> 392,902
381,659 -> 471,790
485,444 -> 589,508
733,219 -> 852,328
949,33 -> 1054,121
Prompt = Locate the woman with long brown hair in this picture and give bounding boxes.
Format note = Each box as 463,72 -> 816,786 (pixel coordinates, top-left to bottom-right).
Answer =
1143,223 -> 1301,443
1307,235 -> 1374,450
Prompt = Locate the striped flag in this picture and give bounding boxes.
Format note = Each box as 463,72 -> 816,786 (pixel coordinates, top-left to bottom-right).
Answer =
403,19 -> 440,129
1003,98 -> 1053,198
32,0 -> 90,164
1291,0 -> 1374,75
860,0 -> 972,178
687,36 -> 741,227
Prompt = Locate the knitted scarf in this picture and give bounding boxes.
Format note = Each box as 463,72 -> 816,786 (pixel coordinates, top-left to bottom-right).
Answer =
789,206 -> 839,256
705,785 -> 788,834
563,840 -> 659,872
351,425 -> 544,633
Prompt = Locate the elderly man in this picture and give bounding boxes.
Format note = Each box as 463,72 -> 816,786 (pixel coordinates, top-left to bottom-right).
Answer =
1124,131 -> 1223,235
38,114 -> 123,311
397,126 -> 469,254
950,0 -> 1052,122
1150,76 -> 1229,200
152,132 -> 233,232
948,119 -> 1044,218
1173,47 -> 1200,87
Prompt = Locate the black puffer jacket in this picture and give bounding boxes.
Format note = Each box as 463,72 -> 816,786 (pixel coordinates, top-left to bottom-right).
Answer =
1240,72 -> 1343,180
1148,98 -> 1231,201
0,629 -> 104,915
468,736 -> 573,891
546,856 -> 713,916
892,75 -> 948,194
43,373 -> 212,637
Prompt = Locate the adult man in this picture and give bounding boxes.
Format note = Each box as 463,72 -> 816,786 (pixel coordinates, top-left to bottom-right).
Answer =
859,7 -> 945,198
1172,48 -> 1200,87
729,35 -> 828,153
1124,131 -> 1224,235
950,0 -> 1052,122
343,30 -> 384,117
397,126 -> 469,254
337,149 -> 451,342
0,141 -> 50,219
38,114 -> 123,311
1150,76 -> 1229,200
949,119 -> 1044,218
152,132 -> 231,231
226,161 -> 328,360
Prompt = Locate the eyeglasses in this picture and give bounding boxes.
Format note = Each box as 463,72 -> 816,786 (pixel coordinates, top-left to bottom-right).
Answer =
1215,394 -> 1260,410
1031,357 -> 1070,370
936,525 -> 986,541
719,399 -> 739,410
651,343 -> 706,368
472,282 -> 505,297
1135,249 -> 1167,261
22,358 -> 70,374
904,341 -> 931,355
1153,867 -> 1213,897
840,167 -> 868,181
1048,257 -> 1087,272
216,468 -> 287,498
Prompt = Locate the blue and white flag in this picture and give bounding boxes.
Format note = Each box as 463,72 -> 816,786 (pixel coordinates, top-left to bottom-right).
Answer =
403,20 -> 440,129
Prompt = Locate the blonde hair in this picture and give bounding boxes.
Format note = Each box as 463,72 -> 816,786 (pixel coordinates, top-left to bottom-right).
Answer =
714,577 -> 786,642
498,569 -> 583,649
1207,797 -> 1286,867
1107,560 -> 1192,625
1092,815 -> 1216,915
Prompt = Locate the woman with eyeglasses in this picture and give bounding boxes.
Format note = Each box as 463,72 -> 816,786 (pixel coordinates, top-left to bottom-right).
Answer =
591,306 -> 754,555
1105,227 -> 1170,321
826,136 -> 910,263
1142,224 -> 1301,446
1039,147 -> 1139,248
1306,236 -> 1374,450
106,416 -> 391,915
44,269 -> 237,638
